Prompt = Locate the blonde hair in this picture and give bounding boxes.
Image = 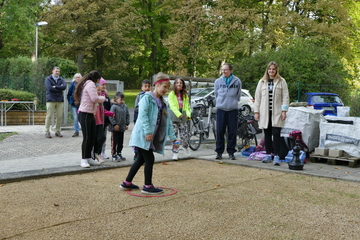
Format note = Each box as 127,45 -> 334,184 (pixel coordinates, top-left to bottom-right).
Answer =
72,73 -> 82,82
262,61 -> 282,82
153,72 -> 170,85
153,72 -> 169,116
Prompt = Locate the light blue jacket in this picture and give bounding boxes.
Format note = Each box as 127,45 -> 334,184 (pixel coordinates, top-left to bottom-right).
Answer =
129,92 -> 176,155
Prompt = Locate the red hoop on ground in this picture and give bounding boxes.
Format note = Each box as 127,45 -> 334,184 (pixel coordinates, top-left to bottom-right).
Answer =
126,186 -> 178,197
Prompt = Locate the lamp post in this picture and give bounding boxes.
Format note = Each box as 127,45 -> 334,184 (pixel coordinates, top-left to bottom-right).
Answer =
35,21 -> 48,61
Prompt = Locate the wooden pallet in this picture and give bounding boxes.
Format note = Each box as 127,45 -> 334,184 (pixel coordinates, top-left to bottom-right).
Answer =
310,154 -> 360,168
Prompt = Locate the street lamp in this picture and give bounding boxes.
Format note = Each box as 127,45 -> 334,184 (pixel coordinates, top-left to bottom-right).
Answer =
35,21 -> 48,61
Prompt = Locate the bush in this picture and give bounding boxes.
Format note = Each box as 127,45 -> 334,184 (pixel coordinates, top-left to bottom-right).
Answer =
0,89 -> 37,110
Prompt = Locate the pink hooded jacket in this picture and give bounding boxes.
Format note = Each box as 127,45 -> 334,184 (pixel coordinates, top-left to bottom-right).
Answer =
78,80 -> 105,114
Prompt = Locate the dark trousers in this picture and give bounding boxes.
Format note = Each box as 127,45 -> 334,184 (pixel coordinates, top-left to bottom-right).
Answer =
94,124 -> 106,155
79,112 -> 96,159
263,113 -> 281,155
111,131 -> 124,156
125,148 -> 154,185
216,109 -> 238,155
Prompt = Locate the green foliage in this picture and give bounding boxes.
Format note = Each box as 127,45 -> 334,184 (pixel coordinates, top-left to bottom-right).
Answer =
0,89 -> 36,101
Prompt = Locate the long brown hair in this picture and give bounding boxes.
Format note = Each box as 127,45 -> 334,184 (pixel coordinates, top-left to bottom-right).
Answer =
261,61 -> 282,82
74,70 -> 101,104
172,78 -> 188,100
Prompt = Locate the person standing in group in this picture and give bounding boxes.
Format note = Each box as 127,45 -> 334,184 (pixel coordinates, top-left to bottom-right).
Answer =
94,79 -> 114,163
133,79 -> 151,161
120,72 -> 177,194
74,70 -> 105,168
109,92 -> 130,161
100,78 -> 112,159
214,63 -> 242,160
254,61 -> 289,166
44,66 -> 67,138
168,78 -> 192,160
67,73 -> 82,137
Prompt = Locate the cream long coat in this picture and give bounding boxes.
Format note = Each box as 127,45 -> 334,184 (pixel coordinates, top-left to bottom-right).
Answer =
254,77 -> 289,129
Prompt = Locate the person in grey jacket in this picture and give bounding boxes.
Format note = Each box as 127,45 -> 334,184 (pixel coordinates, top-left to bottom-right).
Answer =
44,66 -> 67,138
214,63 -> 242,160
109,92 -> 130,161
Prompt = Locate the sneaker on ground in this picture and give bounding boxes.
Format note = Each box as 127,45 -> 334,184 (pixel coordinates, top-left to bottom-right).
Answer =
262,155 -> 272,163
88,159 -> 101,166
172,153 -> 178,160
101,152 -> 109,159
141,185 -> 163,194
95,153 -> 105,163
273,155 -> 280,166
120,182 -> 139,190
112,155 -> 120,162
80,159 -> 90,168
119,154 -> 126,161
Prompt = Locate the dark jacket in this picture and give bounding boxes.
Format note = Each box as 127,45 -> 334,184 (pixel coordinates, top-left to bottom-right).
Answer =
66,81 -> 78,106
45,75 -> 67,102
103,96 -> 112,126
109,103 -> 130,132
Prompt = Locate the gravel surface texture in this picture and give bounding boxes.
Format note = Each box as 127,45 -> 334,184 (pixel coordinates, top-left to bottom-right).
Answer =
1,159 -> 360,240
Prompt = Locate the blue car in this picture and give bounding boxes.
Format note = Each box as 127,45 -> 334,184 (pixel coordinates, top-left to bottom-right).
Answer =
300,92 -> 344,116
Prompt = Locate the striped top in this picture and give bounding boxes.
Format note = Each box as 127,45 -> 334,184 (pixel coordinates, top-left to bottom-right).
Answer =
268,79 -> 274,111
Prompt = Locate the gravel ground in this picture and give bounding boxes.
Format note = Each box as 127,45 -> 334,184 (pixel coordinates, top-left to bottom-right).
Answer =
1,159 -> 360,240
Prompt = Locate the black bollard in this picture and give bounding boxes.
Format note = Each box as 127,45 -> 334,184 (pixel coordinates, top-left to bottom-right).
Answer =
288,137 -> 304,170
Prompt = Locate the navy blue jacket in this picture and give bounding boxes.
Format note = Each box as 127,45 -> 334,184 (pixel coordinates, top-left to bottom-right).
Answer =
45,75 -> 66,102
66,81 -> 78,106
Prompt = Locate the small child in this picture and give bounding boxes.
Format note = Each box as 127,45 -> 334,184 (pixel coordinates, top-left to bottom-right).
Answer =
120,72 -> 177,194
109,92 -> 130,161
133,79 -> 151,161
94,81 -> 114,163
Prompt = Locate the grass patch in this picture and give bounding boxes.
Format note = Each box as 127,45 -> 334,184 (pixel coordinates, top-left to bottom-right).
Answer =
108,89 -> 141,109
0,132 -> 17,141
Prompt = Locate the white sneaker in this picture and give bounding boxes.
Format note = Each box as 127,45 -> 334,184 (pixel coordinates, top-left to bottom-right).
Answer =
184,148 -> 191,157
172,153 -> 178,160
101,152 -> 109,159
95,153 -> 105,163
81,159 -> 90,168
88,158 -> 101,166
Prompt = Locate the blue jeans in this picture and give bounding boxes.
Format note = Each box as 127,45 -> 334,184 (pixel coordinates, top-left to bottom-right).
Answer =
71,105 -> 80,133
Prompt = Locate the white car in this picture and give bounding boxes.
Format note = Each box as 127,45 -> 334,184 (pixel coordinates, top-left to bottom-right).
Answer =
190,87 -> 255,116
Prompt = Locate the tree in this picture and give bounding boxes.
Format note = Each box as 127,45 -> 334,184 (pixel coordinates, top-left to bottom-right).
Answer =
0,0 -> 44,58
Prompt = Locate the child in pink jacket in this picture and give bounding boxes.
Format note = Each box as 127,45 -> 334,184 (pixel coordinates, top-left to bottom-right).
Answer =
94,81 -> 114,163
74,71 -> 106,168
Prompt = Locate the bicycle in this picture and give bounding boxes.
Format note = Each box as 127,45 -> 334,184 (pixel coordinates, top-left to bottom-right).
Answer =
188,95 -> 217,151
236,107 -> 261,152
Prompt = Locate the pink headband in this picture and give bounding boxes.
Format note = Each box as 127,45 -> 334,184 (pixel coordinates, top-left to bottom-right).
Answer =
154,79 -> 169,85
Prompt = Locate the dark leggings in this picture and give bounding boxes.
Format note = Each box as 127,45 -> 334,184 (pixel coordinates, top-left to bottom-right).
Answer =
215,109 -> 238,155
79,112 -> 96,159
94,124 -> 106,155
263,113 -> 281,155
111,131 -> 124,155
125,148 -> 154,185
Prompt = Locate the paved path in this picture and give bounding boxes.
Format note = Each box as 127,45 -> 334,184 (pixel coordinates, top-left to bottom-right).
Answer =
1,124 -> 360,183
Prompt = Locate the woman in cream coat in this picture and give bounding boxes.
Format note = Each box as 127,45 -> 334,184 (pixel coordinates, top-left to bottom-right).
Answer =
254,61 -> 289,165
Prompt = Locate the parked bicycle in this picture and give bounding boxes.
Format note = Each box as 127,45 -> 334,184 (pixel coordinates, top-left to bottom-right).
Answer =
236,107 -> 261,152
188,95 -> 217,151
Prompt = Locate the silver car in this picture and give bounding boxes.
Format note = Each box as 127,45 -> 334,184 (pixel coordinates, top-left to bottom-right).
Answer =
190,87 -> 255,116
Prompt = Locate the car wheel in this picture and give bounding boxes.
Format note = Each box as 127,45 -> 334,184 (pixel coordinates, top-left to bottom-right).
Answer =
240,105 -> 251,116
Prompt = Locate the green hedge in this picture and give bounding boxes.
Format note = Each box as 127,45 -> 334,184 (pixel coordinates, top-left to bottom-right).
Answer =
0,89 -> 37,110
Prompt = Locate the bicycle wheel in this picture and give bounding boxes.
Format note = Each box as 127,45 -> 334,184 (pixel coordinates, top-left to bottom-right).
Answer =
188,119 -> 202,151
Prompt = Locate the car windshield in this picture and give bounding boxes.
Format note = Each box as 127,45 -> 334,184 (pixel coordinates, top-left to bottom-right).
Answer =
312,95 -> 342,104
194,88 -> 213,97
